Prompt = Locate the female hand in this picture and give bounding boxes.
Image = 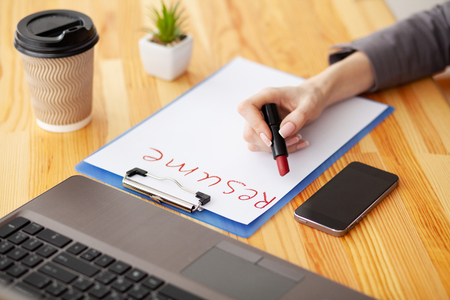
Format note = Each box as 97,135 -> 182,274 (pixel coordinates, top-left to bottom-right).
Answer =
237,82 -> 327,153
237,51 -> 375,153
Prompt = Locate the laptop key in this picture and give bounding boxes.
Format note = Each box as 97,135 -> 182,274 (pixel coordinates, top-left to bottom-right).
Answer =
36,229 -> 72,248
22,238 -> 43,251
22,222 -> 44,235
105,290 -> 128,300
0,240 -> 14,254
6,264 -> 28,278
80,248 -> 101,261
53,252 -> 100,277
45,281 -> 67,296
36,244 -> 58,258
89,283 -> 110,298
109,261 -> 131,275
127,285 -> 149,299
23,272 -> 51,289
159,283 -> 204,300
0,217 -> 30,238
67,242 -> 87,255
61,289 -> 84,300
6,247 -> 28,261
141,275 -> 164,290
39,263 -> 78,284
0,257 -> 14,271
95,271 -> 117,285
12,282 -> 44,299
7,231 -> 29,245
111,277 -> 133,293
125,268 -> 147,282
0,273 -> 13,285
22,254 -> 43,268
73,277 -> 94,291
95,254 -> 115,268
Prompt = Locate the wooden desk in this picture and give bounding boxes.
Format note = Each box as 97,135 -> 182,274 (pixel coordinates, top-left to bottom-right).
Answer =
1,0 -> 449,299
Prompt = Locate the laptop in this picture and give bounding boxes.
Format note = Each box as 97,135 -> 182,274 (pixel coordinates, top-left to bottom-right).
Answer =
0,176 -> 374,300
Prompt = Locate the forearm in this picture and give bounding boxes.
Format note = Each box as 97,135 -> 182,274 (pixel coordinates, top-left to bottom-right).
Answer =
329,3 -> 450,91
304,51 -> 375,108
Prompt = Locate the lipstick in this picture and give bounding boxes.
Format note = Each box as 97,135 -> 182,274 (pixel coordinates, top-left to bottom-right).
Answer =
262,103 -> 290,176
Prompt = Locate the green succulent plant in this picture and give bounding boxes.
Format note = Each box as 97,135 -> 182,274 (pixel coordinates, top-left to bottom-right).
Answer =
148,1 -> 186,45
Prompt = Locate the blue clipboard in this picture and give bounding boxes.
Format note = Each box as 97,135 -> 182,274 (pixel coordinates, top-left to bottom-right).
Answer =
76,58 -> 394,238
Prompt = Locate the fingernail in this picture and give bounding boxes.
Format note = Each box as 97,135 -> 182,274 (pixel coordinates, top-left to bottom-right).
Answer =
296,141 -> 309,150
260,132 -> 272,147
285,134 -> 302,146
279,122 -> 296,139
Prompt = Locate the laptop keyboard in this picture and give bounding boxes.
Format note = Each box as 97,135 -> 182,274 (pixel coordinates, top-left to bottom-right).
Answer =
0,217 -> 203,300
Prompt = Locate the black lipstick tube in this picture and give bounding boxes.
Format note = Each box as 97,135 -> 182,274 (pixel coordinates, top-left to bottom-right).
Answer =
262,103 -> 288,160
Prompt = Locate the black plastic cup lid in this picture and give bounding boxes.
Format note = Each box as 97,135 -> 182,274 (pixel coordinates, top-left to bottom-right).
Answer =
14,9 -> 99,58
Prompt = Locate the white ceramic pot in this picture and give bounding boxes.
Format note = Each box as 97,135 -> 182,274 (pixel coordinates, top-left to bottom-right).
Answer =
138,33 -> 193,81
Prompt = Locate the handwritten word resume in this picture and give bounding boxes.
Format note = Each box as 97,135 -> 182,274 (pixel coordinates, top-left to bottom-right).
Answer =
84,57 -> 389,225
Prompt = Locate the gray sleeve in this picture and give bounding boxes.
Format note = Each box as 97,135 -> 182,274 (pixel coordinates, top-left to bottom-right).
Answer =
329,2 -> 450,92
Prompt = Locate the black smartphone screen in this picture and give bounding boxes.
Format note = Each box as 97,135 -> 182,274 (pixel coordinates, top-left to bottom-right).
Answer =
294,162 -> 398,233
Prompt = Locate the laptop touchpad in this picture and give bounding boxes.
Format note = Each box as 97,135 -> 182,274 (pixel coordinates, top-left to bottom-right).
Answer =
182,242 -> 303,300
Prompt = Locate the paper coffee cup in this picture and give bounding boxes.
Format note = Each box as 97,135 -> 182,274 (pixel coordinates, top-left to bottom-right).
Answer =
14,10 -> 99,133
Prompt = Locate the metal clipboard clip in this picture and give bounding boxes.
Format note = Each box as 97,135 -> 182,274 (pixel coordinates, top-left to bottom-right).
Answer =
122,167 -> 211,213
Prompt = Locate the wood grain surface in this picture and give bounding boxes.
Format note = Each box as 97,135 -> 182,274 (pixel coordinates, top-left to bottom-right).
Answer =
1,1 -> 449,299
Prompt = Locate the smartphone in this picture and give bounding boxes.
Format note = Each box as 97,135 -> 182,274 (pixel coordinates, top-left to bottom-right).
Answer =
294,162 -> 399,236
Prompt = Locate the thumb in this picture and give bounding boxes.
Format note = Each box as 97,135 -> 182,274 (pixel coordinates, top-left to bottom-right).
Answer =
278,108 -> 308,139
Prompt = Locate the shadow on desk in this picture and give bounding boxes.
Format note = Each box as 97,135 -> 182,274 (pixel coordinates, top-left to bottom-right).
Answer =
434,67 -> 450,106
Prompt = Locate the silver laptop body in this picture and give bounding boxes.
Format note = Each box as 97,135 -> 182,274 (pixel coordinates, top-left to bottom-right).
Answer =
0,176 -> 373,300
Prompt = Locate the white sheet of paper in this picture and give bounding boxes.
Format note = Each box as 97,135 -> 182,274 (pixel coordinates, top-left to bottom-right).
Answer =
85,57 -> 388,225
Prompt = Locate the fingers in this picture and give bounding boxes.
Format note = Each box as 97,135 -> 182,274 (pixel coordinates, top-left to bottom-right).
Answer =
278,102 -> 311,140
238,87 -> 295,144
278,116 -> 306,141
284,134 -> 309,153
237,88 -> 279,144
243,122 -> 270,152
245,126 -> 309,154
238,86 -> 314,154
279,85 -> 325,137
247,135 -> 309,153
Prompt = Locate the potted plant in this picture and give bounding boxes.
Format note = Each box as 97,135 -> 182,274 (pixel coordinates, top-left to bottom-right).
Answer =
139,1 -> 193,81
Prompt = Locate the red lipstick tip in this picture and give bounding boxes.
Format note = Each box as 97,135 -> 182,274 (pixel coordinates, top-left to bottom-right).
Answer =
276,155 -> 290,177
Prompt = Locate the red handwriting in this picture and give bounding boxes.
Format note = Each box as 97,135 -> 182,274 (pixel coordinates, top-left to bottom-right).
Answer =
143,148 -> 163,161
198,172 -> 221,187
239,189 -> 258,201
254,192 -> 276,209
223,181 -> 258,201
166,159 -> 199,176
223,180 -> 245,194
142,147 -> 277,209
